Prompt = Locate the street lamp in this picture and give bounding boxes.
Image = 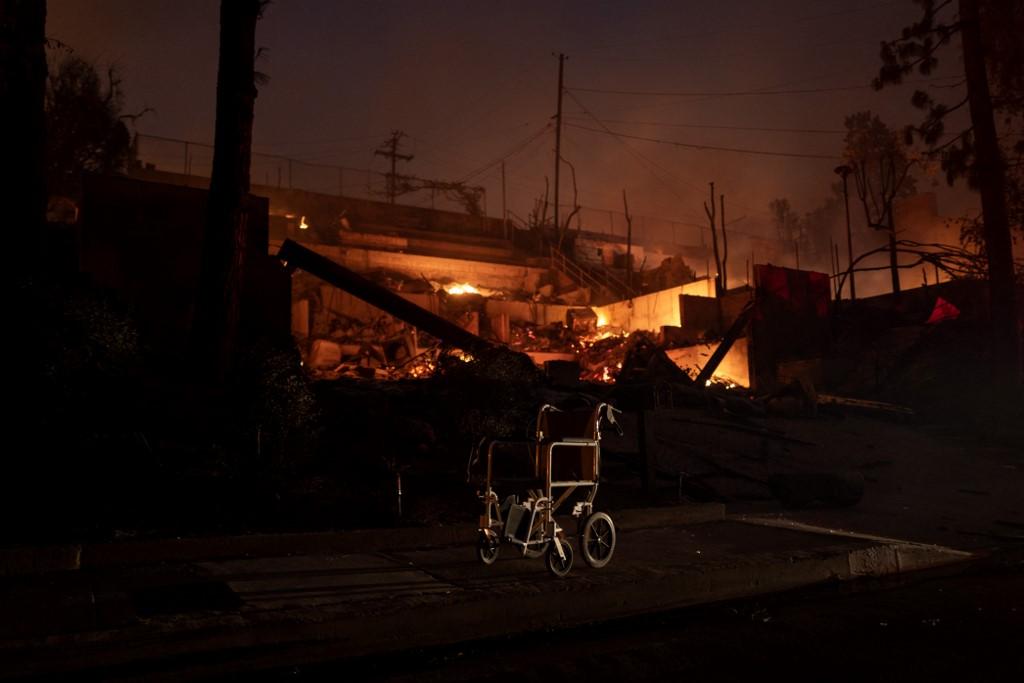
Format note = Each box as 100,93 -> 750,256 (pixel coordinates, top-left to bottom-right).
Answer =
834,164 -> 856,300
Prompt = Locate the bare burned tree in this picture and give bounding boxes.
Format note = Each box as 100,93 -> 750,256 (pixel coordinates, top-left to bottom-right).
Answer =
529,176 -> 551,231
45,56 -> 147,202
876,0 -> 1022,378
844,111 -> 916,295
836,238 -> 993,296
558,156 -> 581,248
191,0 -> 268,380
703,181 -> 724,297
1,0 -> 48,276
393,175 -> 486,216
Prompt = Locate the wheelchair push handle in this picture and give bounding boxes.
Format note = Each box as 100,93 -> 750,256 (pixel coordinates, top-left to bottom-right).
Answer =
598,403 -> 625,437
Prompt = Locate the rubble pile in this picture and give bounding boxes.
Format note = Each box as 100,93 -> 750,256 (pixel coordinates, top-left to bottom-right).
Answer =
305,314 -> 431,380
576,330 -> 630,382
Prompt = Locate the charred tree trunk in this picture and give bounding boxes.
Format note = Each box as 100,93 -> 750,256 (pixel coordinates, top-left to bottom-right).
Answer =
719,193 -> 728,291
887,203 -> 901,295
191,0 -> 263,380
704,182 -> 725,334
959,0 -> 1021,379
0,0 -> 47,277
704,182 -> 723,298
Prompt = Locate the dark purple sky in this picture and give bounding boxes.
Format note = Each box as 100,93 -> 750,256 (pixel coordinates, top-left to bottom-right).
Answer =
46,0 -> 976,244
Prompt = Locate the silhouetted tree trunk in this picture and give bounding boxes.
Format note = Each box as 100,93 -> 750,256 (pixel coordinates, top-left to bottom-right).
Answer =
719,192 -> 728,290
887,205 -> 900,295
959,0 -> 1021,378
704,182 -> 723,298
191,0 -> 263,379
0,0 -> 47,276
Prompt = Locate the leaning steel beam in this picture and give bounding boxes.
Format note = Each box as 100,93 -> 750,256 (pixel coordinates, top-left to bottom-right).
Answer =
695,300 -> 755,387
277,239 -> 494,354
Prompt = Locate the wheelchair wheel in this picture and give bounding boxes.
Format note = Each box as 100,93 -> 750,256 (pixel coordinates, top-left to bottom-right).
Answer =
545,538 -> 574,578
580,512 -> 616,568
477,534 -> 500,565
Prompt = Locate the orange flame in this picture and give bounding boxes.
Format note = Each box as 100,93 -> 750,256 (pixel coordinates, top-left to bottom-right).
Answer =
445,283 -> 480,296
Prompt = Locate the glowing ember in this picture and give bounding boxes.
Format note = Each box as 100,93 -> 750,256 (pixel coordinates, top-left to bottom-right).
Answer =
298,215 -> 309,230
445,283 -> 480,296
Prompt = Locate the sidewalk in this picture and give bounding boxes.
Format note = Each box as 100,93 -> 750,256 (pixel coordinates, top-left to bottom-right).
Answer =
0,505 -> 970,681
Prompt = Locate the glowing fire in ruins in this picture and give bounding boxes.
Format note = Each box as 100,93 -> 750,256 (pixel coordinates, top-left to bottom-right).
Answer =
444,282 -> 480,296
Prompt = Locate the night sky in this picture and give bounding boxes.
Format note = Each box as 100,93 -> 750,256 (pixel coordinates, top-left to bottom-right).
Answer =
46,0 -> 976,245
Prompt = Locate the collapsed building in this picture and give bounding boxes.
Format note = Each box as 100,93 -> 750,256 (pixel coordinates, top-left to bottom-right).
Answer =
87,161 -> 745,386
71,169 -> 1017,514
77,163 -> 1005,403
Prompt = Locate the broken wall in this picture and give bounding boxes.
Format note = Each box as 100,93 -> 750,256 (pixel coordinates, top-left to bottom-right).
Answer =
484,300 -> 572,326
680,288 -> 753,337
591,278 -> 717,333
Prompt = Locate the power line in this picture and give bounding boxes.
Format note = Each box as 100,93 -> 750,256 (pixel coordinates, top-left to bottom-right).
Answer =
566,122 -> 838,160
563,116 -> 844,135
563,90 -> 709,211
254,132 -> 392,148
566,76 -> 962,99
568,82 -> 881,98
562,90 -> 775,218
401,120 -> 543,175
570,0 -> 901,55
457,122 -> 553,183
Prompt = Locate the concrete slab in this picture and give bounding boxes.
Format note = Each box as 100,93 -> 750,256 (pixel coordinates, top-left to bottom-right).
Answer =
196,554 -> 458,611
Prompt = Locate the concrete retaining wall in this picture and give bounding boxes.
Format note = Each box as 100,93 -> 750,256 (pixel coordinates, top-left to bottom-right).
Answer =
275,240 -> 547,293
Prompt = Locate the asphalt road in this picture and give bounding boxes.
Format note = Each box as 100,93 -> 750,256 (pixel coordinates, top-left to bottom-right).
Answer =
256,546 -> 1024,683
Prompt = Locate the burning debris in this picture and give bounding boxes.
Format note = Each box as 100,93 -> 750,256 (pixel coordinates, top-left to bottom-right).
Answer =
283,240 -> 761,389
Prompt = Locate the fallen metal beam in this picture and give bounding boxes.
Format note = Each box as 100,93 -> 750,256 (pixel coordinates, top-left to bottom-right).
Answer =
277,239 -> 494,354
695,300 -> 755,387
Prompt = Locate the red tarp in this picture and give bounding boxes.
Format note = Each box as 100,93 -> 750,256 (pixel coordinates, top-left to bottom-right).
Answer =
926,296 -> 961,324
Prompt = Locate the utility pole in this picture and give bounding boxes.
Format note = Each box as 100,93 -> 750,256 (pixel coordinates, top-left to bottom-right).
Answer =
623,190 -> 633,294
553,53 -> 565,237
834,164 -> 856,299
374,130 -> 413,204
501,160 -> 508,240
719,193 -> 728,292
834,243 -> 842,300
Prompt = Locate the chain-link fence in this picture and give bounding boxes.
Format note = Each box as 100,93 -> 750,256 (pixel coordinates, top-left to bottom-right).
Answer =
136,134 -> 713,243
135,134 -> 477,213
522,202 -> 708,247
